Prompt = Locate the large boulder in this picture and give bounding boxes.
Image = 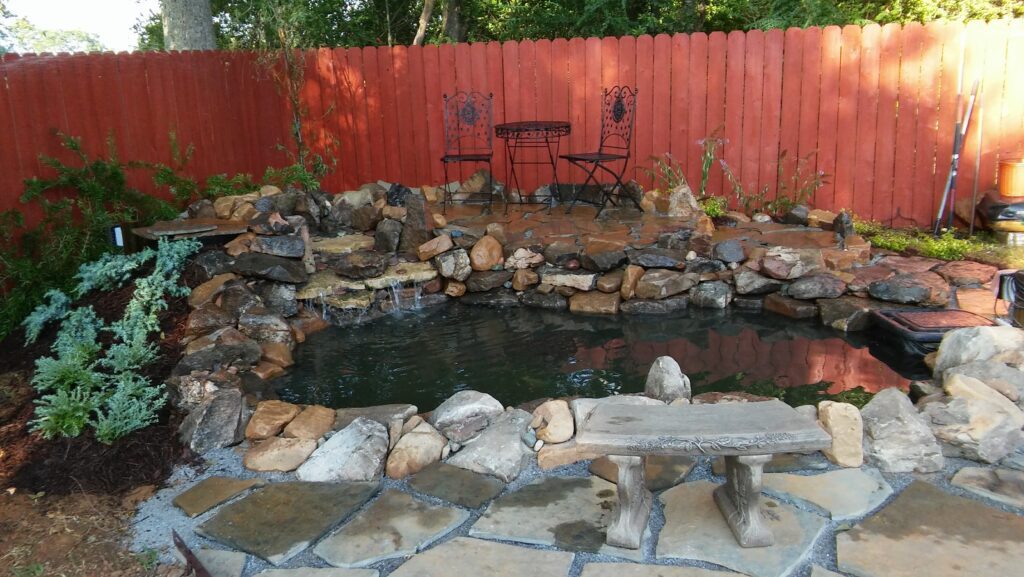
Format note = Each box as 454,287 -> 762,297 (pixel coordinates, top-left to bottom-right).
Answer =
243,437 -> 317,472
470,235 -> 504,271
249,235 -> 306,258
466,270 -> 513,292
931,260 -> 998,287
386,421 -> 447,478
179,389 -> 246,454
944,361 -> 1024,405
860,389 -> 944,473
374,218 -> 403,252
934,327 -> 1024,378
734,269 -> 785,295
174,327 -> 262,375
296,417 -> 389,482
759,247 -> 824,280
429,390 -> 505,443
238,307 -> 294,346
644,356 -> 691,403
185,303 -> 235,338
254,282 -> 298,317
397,193 -> 432,254
245,400 -> 302,440
568,291 -> 620,314
634,269 -> 697,300
331,250 -> 388,280
530,400 -> 574,444
921,373 -> 1024,463
447,409 -> 533,482
868,271 -> 950,306
656,182 -> 702,219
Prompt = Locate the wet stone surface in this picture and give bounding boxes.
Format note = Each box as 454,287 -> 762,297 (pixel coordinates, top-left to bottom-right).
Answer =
172,476 -> 266,518
407,462 -> 505,508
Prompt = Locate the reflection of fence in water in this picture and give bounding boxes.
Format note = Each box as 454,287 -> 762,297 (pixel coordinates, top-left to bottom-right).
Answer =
568,327 -> 908,394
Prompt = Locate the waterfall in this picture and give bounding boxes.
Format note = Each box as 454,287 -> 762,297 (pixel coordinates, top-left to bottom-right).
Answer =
412,282 -> 423,310
387,280 -> 403,313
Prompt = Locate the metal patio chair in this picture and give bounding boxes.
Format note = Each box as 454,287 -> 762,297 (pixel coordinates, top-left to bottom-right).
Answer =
561,86 -> 642,216
441,91 -> 496,214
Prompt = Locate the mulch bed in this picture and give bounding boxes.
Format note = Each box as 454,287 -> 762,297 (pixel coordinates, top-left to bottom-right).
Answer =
0,269 -> 197,495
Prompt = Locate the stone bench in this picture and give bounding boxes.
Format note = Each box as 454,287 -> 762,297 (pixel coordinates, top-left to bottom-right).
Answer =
574,399 -> 831,549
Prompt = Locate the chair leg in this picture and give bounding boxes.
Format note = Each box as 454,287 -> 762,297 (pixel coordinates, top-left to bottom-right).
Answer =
593,161 -> 643,215
565,159 -> 602,215
442,162 -> 450,215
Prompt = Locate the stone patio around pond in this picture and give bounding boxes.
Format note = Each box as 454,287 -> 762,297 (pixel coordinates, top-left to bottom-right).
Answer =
133,443 -> 1024,577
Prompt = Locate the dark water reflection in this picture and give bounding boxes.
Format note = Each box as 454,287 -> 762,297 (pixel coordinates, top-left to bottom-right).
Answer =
272,304 -> 922,409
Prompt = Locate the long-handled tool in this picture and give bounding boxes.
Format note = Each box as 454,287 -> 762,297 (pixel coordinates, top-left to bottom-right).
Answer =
969,81 -> 984,236
934,78 -> 980,235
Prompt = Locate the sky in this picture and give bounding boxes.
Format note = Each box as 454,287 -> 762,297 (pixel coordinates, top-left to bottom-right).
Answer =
6,0 -> 161,52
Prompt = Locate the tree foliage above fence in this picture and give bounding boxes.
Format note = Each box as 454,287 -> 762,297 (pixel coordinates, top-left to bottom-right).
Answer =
136,0 -> 1024,50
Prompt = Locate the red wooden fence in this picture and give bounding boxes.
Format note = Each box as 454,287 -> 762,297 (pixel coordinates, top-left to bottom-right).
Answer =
2,19 -> 1023,229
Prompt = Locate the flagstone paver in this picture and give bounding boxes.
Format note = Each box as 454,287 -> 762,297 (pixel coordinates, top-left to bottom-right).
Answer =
172,476 -> 266,518
387,537 -> 574,577
762,468 -> 893,520
950,467 -> 1024,509
313,489 -> 469,567
589,455 -> 695,492
197,481 -> 378,565
809,566 -> 843,577
579,563 -> 734,577
657,480 -> 826,577
407,462 -> 505,508
255,570 -> 377,577
172,549 -> 246,577
837,481 -> 1024,577
469,475 -> 643,560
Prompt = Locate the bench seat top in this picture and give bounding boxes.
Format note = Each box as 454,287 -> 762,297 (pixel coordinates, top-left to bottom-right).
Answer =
575,399 -> 831,457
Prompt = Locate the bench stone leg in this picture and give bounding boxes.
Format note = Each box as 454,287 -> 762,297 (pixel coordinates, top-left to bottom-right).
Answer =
713,454 -> 774,548
606,455 -> 652,550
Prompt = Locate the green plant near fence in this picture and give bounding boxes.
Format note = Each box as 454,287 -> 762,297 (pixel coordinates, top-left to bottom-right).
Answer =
25,238 -> 200,444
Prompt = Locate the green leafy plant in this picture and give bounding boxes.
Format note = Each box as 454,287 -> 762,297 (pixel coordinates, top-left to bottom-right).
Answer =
697,130 -> 726,197
20,289 -> 72,344
642,152 -> 689,191
73,248 -> 156,298
25,238 -> 200,443
699,196 -> 729,218
854,221 -> 990,261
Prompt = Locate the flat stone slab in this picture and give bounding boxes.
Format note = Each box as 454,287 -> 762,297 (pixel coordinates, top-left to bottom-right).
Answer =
589,455 -> 695,492
173,549 -> 246,577
256,570 -> 378,577
712,453 -> 828,475
314,490 -> 469,567
172,476 -> 266,518
837,480 -> 1024,577
950,467 -> 1024,508
658,480 -> 826,577
408,462 -> 505,508
310,235 -> 376,255
197,482 -> 378,566
388,537 -> 574,577
809,567 -> 843,577
579,564 -> 727,577
763,468 -> 893,521
469,475 -> 643,560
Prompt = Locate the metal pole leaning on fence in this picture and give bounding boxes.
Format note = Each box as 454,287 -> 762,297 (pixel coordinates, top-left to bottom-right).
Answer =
934,78 -> 979,236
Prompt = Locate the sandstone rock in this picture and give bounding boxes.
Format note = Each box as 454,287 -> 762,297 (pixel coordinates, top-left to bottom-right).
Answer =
505,247 -> 545,270
568,291 -> 620,314
760,247 -> 824,280
246,400 -> 302,440
922,373 -> 1024,463
374,218 -> 403,252
261,342 -> 294,368
417,235 -> 453,261
530,400 -> 574,444
447,409 -> 532,482
734,268 -> 786,295
444,280 -> 466,297
869,271 -> 950,306
861,388 -> 944,473
429,390 -> 505,443
470,235 -> 504,271
932,260 -> 998,287
659,183 -> 702,219
634,269 -> 697,300
179,389 -> 246,454
512,268 -> 540,291
244,437 -> 317,472
332,250 -> 388,280
689,280 -> 732,308
189,273 -> 238,308
252,361 -> 286,380
944,361 -> 1023,403
787,274 -> 846,300
817,401 -> 863,467
283,405 -> 335,440
934,326 -> 1024,378
645,356 -> 691,402
238,307 -> 294,345
619,265 -> 645,300
539,267 -> 597,291
296,417 -> 389,482
364,262 -> 438,289
465,270 -> 513,292
386,421 -> 447,478
764,293 -> 817,319
595,270 -> 623,293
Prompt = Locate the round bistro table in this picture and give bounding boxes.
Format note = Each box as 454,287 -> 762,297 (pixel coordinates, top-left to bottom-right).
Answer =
494,120 -> 571,207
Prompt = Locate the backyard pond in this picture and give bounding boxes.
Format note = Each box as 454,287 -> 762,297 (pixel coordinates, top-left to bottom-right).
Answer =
268,305 -> 926,409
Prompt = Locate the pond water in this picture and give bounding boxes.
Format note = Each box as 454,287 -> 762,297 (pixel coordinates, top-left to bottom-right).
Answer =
269,304 -> 926,410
